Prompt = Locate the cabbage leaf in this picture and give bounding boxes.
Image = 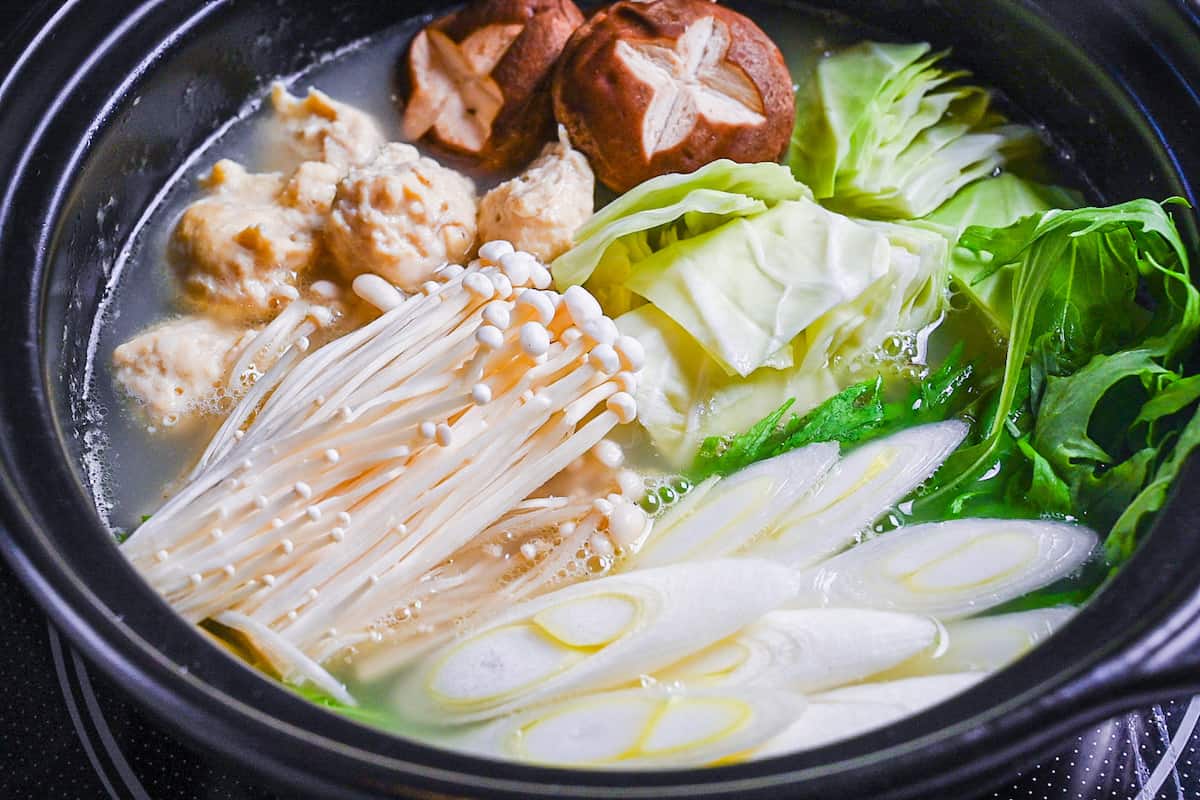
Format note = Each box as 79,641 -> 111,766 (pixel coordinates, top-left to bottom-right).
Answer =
552,160 -> 949,463
626,198 -> 891,377
616,305 -> 840,465
789,41 -> 1038,219
799,219 -> 948,373
614,214 -> 948,463
552,160 -> 809,292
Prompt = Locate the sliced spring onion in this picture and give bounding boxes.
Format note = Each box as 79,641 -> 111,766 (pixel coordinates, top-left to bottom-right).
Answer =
812,671 -> 987,711
880,607 -> 1076,679
396,559 -> 801,723
752,700 -> 909,759
742,421 -> 968,568
754,672 -> 989,759
457,686 -> 806,768
656,608 -> 938,693
630,444 -> 839,568
792,519 -> 1096,619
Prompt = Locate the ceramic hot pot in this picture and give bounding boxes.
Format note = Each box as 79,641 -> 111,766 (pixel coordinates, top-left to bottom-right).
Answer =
3,1 -> 1200,797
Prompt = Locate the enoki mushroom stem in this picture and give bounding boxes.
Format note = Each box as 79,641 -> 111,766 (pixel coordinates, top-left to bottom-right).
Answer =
122,245 -> 645,694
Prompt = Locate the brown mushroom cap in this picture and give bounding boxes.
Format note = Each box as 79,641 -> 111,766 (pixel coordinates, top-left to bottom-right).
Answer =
553,0 -> 795,192
400,0 -> 585,171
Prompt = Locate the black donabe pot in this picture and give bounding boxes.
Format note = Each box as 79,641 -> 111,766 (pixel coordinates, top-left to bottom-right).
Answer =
2,1 -> 1200,797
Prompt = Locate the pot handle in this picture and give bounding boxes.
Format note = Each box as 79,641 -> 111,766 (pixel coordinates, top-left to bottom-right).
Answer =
1056,462 -> 1200,709
1124,610 -> 1200,698
1068,590 -> 1200,713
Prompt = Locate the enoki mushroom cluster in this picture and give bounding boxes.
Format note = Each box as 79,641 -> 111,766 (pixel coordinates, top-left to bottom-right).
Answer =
121,242 -> 647,701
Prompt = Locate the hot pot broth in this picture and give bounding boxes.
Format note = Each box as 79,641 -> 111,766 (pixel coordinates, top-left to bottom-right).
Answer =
93,0 -> 1196,769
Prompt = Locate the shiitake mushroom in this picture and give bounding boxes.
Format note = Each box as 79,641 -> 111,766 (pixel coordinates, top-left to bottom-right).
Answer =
400,0 -> 585,171
553,0 -> 795,192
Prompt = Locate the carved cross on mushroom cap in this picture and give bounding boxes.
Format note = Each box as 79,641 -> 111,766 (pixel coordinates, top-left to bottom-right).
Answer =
615,16 -> 767,158
404,24 -> 525,152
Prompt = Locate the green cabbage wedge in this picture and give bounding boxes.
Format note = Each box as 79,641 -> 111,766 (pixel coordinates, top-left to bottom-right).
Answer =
789,41 -> 1039,219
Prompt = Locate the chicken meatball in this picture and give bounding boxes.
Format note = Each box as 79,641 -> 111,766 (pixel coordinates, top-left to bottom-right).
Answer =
267,84 -> 387,172
326,143 -> 478,289
477,127 -> 594,262
172,160 -> 338,318
281,160 -> 343,215
113,315 -> 257,426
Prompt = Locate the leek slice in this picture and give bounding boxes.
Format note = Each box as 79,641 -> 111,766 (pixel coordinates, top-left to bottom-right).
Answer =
398,559 -> 800,723
813,671 -> 986,710
753,700 -> 908,758
792,519 -> 1097,619
459,686 -> 806,768
656,608 -> 938,692
753,672 -> 986,758
631,443 -> 839,568
881,607 -> 1076,678
743,421 -> 968,568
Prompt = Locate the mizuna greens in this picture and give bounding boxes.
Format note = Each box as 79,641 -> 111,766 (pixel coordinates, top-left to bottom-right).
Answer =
945,199 -> 1200,562
921,173 -> 1083,329
688,344 -> 975,483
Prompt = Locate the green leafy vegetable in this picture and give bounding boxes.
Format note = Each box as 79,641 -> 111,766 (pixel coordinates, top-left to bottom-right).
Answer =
551,160 -> 809,300
921,173 -> 1083,331
551,153 -> 952,464
616,304 -> 841,465
1108,407 -> 1200,561
770,380 -> 886,455
609,211 -> 947,461
688,345 -> 976,482
692,398 -> 798,480
115,513 -> 154,543
625,197 -> 891,376
962,200 -> 1193,463
1015,437 -> 1071,516
1033,349 -> 1169,475
289,684 -> 392,728
928,198 -> 1200,562
802,219 -> 948,373
789,41 -> 1037,219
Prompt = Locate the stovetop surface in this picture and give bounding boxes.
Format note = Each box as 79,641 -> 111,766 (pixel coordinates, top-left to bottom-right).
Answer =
1,555 -> 1199,800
